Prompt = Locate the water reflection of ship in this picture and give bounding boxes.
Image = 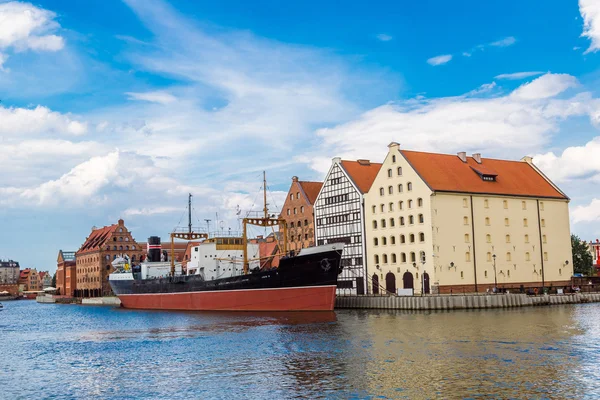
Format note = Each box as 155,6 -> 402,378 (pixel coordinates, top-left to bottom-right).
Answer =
109,172 -> 344,311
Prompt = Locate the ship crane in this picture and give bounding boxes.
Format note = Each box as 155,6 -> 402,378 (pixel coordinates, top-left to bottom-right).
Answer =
242,171 -> 288,274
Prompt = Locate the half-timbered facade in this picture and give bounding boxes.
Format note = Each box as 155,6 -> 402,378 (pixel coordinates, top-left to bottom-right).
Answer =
314,157 -> 382,294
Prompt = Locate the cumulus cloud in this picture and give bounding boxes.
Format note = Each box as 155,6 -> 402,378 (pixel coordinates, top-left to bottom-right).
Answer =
572,199 -> 600,224
0,150 -> 162,206
126,91 -> 177,104
0,1 -> 65,68
580,0 -> 600,54
306,73 -> 597,174
495,71 -> 545,80
0,105 -> 88,136
533,137 -> 600,184
427,54 -> 452,66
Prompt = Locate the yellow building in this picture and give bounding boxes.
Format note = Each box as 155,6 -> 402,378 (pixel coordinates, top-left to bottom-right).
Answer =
365,142 -> 573,295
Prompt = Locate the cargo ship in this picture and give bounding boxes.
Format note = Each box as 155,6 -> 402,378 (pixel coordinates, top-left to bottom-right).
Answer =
109,173 -> 344,311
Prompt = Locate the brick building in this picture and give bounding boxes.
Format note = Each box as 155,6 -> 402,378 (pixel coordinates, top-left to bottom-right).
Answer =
0,259 -> 20,296
56,250 -> 77,296
18,268 -> 41,292
75,219 -> 145,297
279,176 -> 322,252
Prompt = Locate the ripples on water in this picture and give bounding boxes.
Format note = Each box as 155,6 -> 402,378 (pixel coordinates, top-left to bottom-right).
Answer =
1,301 -> 599,399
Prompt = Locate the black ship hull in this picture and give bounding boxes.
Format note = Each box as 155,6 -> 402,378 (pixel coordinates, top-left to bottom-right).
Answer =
109,246 -> 343,311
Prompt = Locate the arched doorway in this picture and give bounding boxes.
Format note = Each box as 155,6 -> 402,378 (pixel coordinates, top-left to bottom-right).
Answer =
423,272 -> 430,294
385,272 -> 396,294
372,274 -> 379,294
403,271 -> 414,289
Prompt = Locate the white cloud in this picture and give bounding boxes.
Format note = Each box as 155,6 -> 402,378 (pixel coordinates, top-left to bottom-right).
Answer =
533,137 -> 600,184
0,105 -> 88,136
490,36 -> 517,47
572,199 -> 600,224
494,71 -> 545,80
123,206 -> 182,217
306,73 -> 598,174
580,0 -> 600,54
427,54 -> 452,66
0,2 -> 65,68
125,91 -> 177,104
510,73 -> 578,100
0,150 -> 162,206
376,33 -> 392,42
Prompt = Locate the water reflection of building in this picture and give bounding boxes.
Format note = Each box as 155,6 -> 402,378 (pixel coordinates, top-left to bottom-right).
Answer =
360,308 -> 580,398
365,143 -> 572,295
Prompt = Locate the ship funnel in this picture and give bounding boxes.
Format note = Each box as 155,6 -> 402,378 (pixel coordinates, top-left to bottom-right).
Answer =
147,236 -> 162,262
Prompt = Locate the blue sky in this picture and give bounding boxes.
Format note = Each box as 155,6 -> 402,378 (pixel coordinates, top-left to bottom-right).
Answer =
1,0 -> 600,272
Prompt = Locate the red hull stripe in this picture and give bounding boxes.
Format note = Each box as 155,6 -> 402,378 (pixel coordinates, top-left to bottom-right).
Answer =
118,285 -> 337,311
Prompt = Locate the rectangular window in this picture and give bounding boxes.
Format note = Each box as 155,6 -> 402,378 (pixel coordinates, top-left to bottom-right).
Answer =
544,252 -> 548,261
522,201 -> 526,210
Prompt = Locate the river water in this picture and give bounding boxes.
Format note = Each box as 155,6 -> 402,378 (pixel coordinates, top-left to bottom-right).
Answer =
1,301 -> 599,399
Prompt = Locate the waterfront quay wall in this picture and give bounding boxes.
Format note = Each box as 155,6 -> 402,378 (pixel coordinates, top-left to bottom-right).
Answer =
335,293 -> 600,311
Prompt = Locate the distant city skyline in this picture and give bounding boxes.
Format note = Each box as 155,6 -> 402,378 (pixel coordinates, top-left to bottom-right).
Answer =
1,0 -> 600,271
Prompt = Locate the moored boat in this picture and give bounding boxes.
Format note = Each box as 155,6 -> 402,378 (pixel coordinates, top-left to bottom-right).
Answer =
109,173 -> 344,311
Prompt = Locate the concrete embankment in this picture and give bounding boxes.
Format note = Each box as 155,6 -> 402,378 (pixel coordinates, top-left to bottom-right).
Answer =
335,293 -> 600,310
81,297 -> 121,306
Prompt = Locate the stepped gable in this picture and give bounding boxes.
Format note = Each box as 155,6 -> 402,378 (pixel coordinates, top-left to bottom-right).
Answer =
77,224 -> 118,254
340,159 -> 383,193
401,150 -> 567,199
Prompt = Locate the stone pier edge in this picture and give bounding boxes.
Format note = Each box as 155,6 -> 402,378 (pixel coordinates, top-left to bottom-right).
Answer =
334,293 -> 600,310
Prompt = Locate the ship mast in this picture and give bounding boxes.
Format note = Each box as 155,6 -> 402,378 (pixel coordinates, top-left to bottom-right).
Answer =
188,193 -> 192,234
242,171 -> 288,274
170,194 -> 208,277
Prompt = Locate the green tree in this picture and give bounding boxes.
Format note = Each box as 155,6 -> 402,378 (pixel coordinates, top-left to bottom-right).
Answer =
52,272 -> 56,287
571,234 -> 593,275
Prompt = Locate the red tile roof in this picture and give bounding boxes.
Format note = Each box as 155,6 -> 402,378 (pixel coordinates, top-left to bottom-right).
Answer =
340,160 -> 383,194
401,150 -> 567,199
77,225 -> 118,254
299,181 -> 323,204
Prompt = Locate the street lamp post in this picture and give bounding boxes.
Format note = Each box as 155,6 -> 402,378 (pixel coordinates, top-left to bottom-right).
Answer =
492,254 -> 498,293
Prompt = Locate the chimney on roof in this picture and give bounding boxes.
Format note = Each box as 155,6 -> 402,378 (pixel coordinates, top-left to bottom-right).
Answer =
472,153 -> 482,164
388,142 -> 400,148
357,159 -> 371,166
292,176 -> 298,182
457,152 -> 467,163
521,156 -> 533,164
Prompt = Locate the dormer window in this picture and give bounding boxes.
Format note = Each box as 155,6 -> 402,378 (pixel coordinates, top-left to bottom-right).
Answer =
471,165 -> 498,182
